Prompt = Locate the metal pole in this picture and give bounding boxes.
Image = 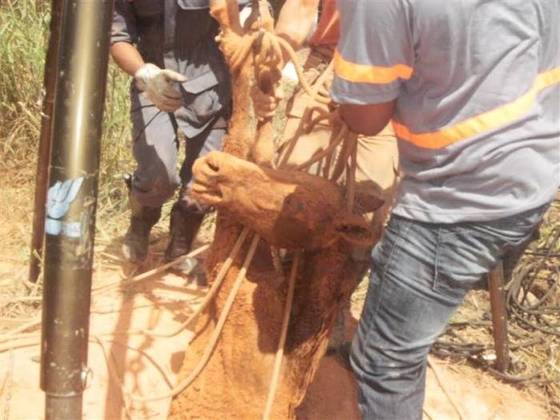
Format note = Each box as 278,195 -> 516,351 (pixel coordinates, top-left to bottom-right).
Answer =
40,0 -> 113,418
488,261 -> 510,372
28,0 -> 64,283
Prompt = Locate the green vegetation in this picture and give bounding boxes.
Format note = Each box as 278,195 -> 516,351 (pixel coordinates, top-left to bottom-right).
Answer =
0,0 -> 49,174
0,0 -> 134,263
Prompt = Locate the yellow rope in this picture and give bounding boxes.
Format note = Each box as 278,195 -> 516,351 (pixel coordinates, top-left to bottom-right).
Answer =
262,251 -> 301,420
126,228 -> 250,339
128,234 -> 262,403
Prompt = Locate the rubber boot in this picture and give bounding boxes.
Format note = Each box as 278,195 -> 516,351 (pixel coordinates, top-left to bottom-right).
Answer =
164,202 -> 204,263
122,197 -> 161,263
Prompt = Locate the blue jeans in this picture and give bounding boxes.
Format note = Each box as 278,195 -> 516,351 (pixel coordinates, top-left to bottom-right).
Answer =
351,204 -> 549,419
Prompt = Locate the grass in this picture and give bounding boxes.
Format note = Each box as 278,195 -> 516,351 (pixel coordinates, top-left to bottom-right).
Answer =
0,0 -> 48,177
0,0 -> 135,268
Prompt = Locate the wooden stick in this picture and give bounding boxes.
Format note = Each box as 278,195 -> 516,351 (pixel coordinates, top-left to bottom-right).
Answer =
488,261 -> 510,372
262,251 -> 301,420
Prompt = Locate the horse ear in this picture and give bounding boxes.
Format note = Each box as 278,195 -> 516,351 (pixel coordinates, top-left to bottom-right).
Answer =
334,212 -> 375,248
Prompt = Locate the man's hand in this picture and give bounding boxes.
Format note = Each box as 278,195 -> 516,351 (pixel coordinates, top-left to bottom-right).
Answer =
134,63 -> 187,112
251,83 -> 284,120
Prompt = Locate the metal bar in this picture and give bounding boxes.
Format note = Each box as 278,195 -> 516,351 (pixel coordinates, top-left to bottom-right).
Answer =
488,261 -> 510,372
28,0 -> 64,283
40,0 -> 113,418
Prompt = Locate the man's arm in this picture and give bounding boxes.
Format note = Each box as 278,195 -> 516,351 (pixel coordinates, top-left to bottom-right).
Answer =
331,0 -> 414,134
110,1 -> 185,112
110,42 -> 145,77
339,101 -> 395,136
275,0 -> 320,50
110,41 -> 186,112
111,0 -> 143,77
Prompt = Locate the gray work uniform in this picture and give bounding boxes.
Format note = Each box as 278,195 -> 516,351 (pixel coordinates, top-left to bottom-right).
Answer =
111,0 -> 246,210
332,0 -> 560,224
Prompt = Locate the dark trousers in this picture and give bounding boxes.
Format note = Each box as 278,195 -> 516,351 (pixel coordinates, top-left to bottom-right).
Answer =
130,100 -> 225,210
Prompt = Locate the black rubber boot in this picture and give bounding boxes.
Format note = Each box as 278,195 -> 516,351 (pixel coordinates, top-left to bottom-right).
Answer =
164,202 -> 204,262
122,199 -> 161,263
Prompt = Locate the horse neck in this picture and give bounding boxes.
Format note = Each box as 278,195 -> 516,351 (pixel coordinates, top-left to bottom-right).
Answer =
221,65 -> 255,159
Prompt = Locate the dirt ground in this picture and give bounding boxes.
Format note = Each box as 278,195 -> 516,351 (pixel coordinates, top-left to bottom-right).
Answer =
0,261 -> 551,420
0,180 -> 557,419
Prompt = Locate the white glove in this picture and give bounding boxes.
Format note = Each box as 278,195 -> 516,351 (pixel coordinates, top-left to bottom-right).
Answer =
134,63 -> 187,112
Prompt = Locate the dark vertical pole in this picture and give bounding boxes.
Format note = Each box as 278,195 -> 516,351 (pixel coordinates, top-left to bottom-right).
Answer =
28,0 -> 64,283
488,261 -> 510,372
39,0 -> 113,418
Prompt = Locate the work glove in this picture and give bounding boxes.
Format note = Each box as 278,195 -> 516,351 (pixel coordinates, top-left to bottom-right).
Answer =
251,82 -> 284,121
134,63 -> 187,112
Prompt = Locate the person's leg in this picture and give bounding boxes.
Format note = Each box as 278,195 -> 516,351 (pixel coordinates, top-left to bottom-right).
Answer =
130,99 -> 180,207
165,126 -> 226,262
351,205 -> 548,419
123,95 -> 180,262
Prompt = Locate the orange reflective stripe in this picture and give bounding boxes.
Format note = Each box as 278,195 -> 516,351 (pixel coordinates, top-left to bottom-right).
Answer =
334,50 -> 413,85
393,67 -> 560,149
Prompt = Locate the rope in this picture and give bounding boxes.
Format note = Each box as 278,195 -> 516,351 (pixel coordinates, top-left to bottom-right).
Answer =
226,28 -> 331,105
262,251 -> 301,420
130,234 -> 261,402
250,27 -> 359,416
275,106 -> 316,168
91,243 -> 210,296
277,106 -> 340,170
273,34 -> 331,105
329,130 -> 357,183
294,123 -> 347,172
137,228 -> 250,338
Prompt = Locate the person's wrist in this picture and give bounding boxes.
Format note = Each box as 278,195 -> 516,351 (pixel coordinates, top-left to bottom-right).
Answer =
134,63 -> 159,91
